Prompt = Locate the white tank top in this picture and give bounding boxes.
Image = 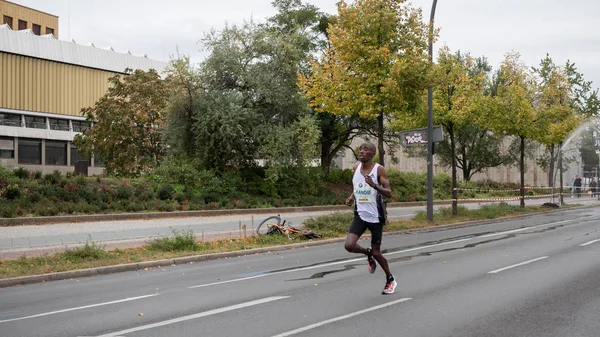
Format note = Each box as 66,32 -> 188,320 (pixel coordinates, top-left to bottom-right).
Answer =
353,163 -> 381,223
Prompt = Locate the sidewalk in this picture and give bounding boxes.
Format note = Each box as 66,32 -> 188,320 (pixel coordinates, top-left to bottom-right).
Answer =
1,196 -> 596,260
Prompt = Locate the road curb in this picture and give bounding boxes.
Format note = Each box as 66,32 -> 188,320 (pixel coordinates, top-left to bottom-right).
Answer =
1,202 -> 593,288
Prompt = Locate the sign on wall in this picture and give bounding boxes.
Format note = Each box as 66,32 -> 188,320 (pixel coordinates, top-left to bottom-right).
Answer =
399,126 -> 443,146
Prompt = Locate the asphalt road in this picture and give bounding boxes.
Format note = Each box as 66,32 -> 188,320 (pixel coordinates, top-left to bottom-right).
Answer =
1,206 -> 599,336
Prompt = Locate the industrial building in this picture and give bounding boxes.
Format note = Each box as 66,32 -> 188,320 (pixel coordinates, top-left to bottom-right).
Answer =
0,0 -> 166,175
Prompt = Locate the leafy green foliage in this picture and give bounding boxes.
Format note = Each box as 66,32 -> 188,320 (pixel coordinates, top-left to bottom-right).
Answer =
61,238 -> 108,262
157,184 -> 175,201
300,0 -> 432,166
147,228 -> 201,252
74,69 -> 168,177
303,211 -> 353,237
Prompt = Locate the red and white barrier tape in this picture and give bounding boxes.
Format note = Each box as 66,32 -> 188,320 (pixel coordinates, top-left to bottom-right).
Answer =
454,186 -> 575,192
453,193 -> 562,202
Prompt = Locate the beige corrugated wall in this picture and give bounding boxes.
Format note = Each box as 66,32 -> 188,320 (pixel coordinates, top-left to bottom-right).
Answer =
0,53 -> 115,117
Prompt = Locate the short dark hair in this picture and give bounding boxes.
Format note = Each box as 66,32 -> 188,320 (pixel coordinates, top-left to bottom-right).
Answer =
360,142 -> 376,153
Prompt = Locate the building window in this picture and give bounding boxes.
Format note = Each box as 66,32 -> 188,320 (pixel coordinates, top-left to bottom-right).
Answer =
24,116 -> 46,129
32,24 -> 41,35
0,113 -> 21,127
45,140 -> 67,166
18,138 -> 41,164
72,120 -> 90,132
94,155 -> 105,168
0,137 -> 14,159
46,27 -> 54,36
49,118 -> 70,131
3,16 -> 12,29
18,19 -> 27,30
70,145 -> 89,167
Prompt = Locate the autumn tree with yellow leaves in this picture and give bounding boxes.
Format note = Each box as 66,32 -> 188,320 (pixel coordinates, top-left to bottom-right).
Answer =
300,0 -> 432,166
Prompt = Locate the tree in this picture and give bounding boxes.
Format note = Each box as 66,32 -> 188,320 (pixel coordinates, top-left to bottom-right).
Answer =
532,55 -> 582,187
486,52 -> 541,207
164,6 -> 323,176
164,55 -> 203,158
565,60 -> 600,118
430,48 -> 491,214
74,69 -> 168,177
300,0 -> 431,166
435,124 -> 514,181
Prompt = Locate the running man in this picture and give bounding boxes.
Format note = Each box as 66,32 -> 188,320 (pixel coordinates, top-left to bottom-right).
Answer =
345,142 -> 396,294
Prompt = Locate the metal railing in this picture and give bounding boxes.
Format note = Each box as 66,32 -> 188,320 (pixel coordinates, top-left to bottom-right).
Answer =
25,121 -> 47,129
0,119 -> 21,127
50,124 -> 70,131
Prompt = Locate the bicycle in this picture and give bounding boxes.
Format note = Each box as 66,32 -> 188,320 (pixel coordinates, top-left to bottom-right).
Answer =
256,214 -> 323,240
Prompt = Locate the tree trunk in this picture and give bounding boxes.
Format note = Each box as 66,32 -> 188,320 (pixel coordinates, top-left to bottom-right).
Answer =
461,145 -> 470,181
559,142 -> 564,205
449,123 -> 458,216
377,111 -> 385,166
520,135 -> 525,208
548,143 -> 555,187
320,141 -> 333,175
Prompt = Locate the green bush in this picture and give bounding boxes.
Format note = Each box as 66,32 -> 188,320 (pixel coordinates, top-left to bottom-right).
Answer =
147,228 -> 200,251
116,183 -> 133,200
326,169 -> 353,184
157,184 -> 174,200
274,167 -> 324,198
4,183 -> 21,200
13,167 -> 30,180
0,202 -> 19,218
134,182 -> 153,201
303,211 -> 353,237
61,238 -> 107,261
43,171 -> 62,185
0,166 -> 16,182
145,200 -> 176,212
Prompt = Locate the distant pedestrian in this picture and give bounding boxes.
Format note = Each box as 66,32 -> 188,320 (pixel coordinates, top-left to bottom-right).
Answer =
590,178 -> 597,197
574,175 -> 582,198
569,178 -> 575,198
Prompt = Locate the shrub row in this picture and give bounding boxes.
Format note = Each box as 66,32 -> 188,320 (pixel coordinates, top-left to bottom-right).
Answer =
0,165 -> 534,218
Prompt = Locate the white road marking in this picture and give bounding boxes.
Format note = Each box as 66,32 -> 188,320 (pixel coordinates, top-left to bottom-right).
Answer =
95,296 -> 289,337
580,239 -> 600,246
488,256 -> 549,274
480,219 -> 573,238
189,238 -> 473,288
0,294 -> 158,324
270,298 -> 412,337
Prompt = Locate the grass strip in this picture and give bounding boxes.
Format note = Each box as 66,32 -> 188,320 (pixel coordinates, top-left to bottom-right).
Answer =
0,203 -> 574,280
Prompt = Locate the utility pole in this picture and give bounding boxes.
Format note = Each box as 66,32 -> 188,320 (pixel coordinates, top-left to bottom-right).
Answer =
426,0 -> 438,222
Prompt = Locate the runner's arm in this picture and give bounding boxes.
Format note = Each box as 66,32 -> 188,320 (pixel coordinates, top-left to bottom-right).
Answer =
374,166 -> 392,198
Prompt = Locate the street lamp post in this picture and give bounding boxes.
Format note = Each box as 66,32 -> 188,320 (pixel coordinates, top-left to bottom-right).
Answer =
426,0 -> 438,222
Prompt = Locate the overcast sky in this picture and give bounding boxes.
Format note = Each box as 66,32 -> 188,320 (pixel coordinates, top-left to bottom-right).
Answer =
11,0 -> 600,89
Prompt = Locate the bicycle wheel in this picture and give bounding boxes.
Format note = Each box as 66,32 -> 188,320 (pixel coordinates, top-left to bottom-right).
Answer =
256,215 -> 281,236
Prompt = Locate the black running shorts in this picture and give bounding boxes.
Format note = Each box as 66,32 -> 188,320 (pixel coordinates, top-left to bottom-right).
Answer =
348,215 -> 383,245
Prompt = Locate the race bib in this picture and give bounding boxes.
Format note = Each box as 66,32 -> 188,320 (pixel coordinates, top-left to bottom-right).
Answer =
354,182 -> 376,203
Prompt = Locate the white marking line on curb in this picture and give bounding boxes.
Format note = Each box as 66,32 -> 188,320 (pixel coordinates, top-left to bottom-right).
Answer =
580,239 -> 600,246
189,238 -> 473,289
96,296 -> 289,337
488,256 -> 549,274
0,294 -> 158,324
270,298 -> 412,337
